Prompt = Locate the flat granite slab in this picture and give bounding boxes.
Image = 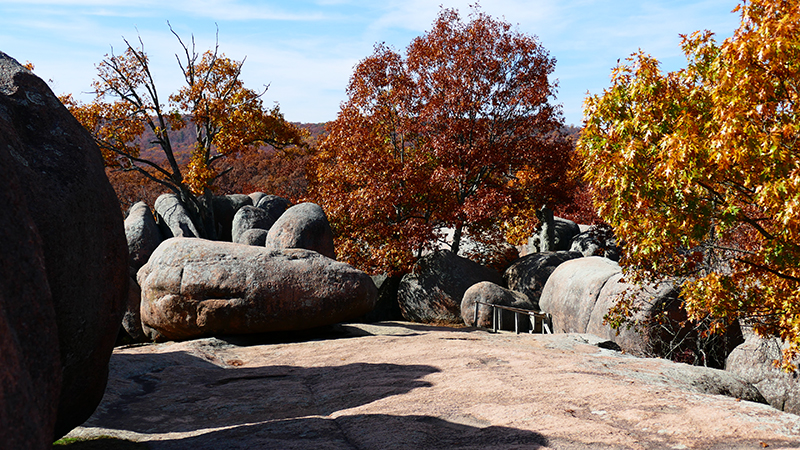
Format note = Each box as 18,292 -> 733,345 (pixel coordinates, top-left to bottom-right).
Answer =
65,322 -> 800,449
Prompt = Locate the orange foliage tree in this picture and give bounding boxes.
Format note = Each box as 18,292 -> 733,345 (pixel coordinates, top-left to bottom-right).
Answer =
579,0 -> 800,368
62,27 -> 307,237
311,6 -> 575,275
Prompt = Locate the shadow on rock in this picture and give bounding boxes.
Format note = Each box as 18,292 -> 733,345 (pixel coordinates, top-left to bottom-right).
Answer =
149,414 -> 549,450
84,350 -> 440,435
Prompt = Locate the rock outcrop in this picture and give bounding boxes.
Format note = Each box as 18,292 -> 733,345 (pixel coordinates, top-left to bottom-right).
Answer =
138,238 -> 377,341
0,117 -> 61,449
504,251 -> 583,309
255,194 -> 291,220
461,281 -> 535,330
212,194 -> 252,242
232,205 -> 273,244
398,250 -> 503,324
154,193 -> 199,238
0,51 -> 128,439
124,201 -> 163,277
726,331 -> 800,415
569,224 -> 621,261
527,217 -> 581,253
265,202 -> 335,259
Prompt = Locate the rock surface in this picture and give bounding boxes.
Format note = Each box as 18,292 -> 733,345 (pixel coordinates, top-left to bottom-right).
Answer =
138,238 -> 377,341
154,193 -> 199,238
569,224 -> 621,261
461,281 -> 535,330
358,275 -> 404,323
727,331 -> 800,415
212,194 -> 252,242
504,251 -> 583,309
238,228 -> 269,246
125,201 -> 163,277
398,250 -> 504,324
231,205 -> 273,244
0,51 -> 128,439
265,202 -> 335,259
0,112 -> 61,449
539,256 -> 623,334
120,277 -> 146,343
66,323 -> 797,450
528,217 -> 581,253
255,194 -> 291,220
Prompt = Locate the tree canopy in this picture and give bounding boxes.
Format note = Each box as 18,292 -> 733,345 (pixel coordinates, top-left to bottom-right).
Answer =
311,6 -> 575,275
62,27 -> 307,237
579,0 -> 800,368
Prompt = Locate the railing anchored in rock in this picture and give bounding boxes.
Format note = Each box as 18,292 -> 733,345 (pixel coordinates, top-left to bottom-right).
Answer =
474,301 -> 553,335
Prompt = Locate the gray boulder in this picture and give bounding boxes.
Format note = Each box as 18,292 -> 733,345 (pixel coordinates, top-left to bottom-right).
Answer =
231,205 -> 272,244
138,238 -> 377,341
120,277 -> 146,343
398,250 -> 503,324
539,257 -> 623,334
570,224 -> 621,261
504,251 -> 583,309
726,331 -> 800,415
154,193 -> 199,238
125,201 -> 162,277
461,282 -> 535,330
528,217 -> 581,253
0,52 -> 129,439
265,202 -> 335,259
256,194 -> 291,219
539,257 -> 740,365
212,194 -> 252,242
248,191 -> 268,206
239,228 -> 269,246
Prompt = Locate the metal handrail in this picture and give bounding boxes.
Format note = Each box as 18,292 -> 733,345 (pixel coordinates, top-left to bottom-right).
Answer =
473,301 -> 552,334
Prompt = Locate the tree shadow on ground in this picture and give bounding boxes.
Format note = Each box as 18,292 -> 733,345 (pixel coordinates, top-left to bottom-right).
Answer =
149,414 -> 549,450
85,350 -> 440,434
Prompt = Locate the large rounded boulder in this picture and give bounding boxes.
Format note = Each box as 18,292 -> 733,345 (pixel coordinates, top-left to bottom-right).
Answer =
0,126 -> 61,449
231,205 -> 273,244
726,331 -> 800,415
504,251 -> 583,309
461,281 -> 534,330
397,250 -> 503,324
539,257 -> 740,364
138,238 -> 377,341
125,201 -> 163,276
0,52 -> 129,439
538,257 -> 623,334
265,202 -> 335,259
154,193 -> 199,238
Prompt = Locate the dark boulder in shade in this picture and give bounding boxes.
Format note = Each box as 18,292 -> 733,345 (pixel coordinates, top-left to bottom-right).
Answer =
398,250 -> 503,324
0,51 -> 128,439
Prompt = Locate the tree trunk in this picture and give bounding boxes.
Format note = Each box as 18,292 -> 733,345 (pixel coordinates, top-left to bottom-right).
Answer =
450,222 -> 464,255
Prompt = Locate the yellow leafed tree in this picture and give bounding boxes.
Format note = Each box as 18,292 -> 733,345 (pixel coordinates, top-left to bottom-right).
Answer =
579,0 -> 800,369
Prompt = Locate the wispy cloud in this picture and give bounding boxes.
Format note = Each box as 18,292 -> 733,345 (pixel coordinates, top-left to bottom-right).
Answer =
0,0 -> 742,124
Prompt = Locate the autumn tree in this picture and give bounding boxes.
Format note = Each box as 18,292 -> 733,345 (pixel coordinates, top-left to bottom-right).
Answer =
63,27 -> 307,238
579,0 -> 800,368
311,6 -> 574,275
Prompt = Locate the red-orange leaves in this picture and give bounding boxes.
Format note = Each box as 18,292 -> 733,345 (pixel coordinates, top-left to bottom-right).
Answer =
310,6 -> 574,275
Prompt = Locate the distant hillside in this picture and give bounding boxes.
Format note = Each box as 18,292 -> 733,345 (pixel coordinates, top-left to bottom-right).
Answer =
133,121 -> 327,165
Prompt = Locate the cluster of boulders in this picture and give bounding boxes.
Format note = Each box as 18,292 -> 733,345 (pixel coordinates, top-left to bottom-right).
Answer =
0,52 -> 129,446
123,196 -> 375,342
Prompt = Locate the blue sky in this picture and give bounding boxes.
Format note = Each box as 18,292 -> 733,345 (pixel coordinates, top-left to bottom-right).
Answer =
0,0 -> 742,126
